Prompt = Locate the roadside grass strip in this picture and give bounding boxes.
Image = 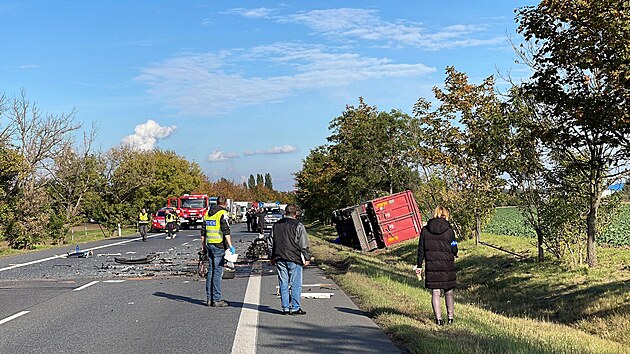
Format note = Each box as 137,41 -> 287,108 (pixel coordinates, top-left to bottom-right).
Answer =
307,226 -> 629,354
0,311 -> 30,326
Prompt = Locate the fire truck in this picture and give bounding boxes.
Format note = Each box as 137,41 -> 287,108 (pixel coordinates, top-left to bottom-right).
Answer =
167,194 -> 210,229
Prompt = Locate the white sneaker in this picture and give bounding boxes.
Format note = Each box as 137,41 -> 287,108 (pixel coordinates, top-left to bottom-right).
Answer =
172,234 -> 177,239
166,236 -> 171,240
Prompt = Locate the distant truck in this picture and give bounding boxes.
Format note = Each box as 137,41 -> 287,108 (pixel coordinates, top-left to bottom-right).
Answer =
167,194 -> 210,229
332,190 -> 422,252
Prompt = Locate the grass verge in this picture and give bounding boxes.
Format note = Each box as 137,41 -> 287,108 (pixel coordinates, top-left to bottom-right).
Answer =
307,225 -> 629,354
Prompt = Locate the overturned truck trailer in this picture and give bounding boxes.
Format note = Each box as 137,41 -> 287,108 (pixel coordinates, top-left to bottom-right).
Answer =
332,190 -> 423,252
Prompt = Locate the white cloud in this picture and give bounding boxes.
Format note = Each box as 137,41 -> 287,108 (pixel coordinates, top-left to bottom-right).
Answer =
207,150 -> 239,162
244,145 -> 298,156
223,7 -> 273,18
121,119 -> 176,150
136,43 -> 435,115
278,8 -> 502,50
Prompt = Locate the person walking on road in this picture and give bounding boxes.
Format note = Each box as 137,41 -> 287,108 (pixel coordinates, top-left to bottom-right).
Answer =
201,196 -> 235,307
138,208 -> 150,241
165,209 -> 178,239
268,204 -> 310,315
415,206 -> 458,326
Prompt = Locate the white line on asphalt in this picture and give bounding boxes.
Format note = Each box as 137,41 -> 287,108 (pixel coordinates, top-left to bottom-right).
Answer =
0,311 -> 30,326
73,281 -> 100,291
0,233 -> 165,273
231,265 -> 262,354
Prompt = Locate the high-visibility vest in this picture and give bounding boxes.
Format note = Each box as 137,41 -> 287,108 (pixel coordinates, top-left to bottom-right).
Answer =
166,213 -> 177,223
204,209 -> 227,244
139,212 -> 149,224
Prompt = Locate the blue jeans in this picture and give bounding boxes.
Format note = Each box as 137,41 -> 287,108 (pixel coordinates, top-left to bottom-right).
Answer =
276,260 -> 303,312
206,244 -> 225,302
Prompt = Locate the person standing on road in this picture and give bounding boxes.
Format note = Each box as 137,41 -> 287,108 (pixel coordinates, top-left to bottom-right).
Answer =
201,195 -> 235,307
257,207 -> 266,238
138,208 -> 150,241
246,208 -> 253,232
165,209 -> 177,239
268,204 -> 310,315
415,206 -> 458,326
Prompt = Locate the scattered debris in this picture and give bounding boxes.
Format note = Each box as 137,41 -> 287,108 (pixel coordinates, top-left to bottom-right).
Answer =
114,254 -> 158,265
245,238 -> 269,260
66,250 -> 93,258
301,293 -> 334,299
98,253 -> 121,257
125,251 -> 137,255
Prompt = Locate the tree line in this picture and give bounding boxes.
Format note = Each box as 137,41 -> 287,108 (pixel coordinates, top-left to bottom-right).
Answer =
0,91 -> 292,249
295,1 -> 630,268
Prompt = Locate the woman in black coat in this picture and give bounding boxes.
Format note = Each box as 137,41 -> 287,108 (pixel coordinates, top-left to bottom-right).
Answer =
416,206 -> 458,326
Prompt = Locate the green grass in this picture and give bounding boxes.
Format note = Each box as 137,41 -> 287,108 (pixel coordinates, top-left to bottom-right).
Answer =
0,226 -> 139,258
308,225 -> 629,353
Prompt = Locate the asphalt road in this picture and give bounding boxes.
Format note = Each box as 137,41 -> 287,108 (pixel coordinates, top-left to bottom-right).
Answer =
0,223 -> 400,354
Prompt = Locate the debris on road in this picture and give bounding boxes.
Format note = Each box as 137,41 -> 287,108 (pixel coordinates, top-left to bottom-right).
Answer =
66,250 -> 94,258
301,293 -> 334,299
114,254 -> 158,265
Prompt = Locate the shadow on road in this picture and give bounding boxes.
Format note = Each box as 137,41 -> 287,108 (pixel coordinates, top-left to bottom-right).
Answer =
153,291 -> 206,306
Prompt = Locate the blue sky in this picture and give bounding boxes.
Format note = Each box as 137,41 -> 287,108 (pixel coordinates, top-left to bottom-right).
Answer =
1,1 -> 535,191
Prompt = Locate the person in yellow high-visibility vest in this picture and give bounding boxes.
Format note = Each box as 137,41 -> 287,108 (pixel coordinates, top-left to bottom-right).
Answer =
201,196 -> 235,307
138,208 -> 150,242
165,209 -> 178,239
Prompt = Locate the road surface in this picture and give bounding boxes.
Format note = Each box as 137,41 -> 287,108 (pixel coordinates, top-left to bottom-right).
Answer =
0,223 -> 400,354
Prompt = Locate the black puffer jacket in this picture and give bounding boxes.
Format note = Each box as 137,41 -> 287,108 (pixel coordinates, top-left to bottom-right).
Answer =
416,217 -> 458,290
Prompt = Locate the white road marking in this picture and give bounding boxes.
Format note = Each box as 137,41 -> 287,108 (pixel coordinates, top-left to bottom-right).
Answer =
231,265 -> 262,354
0,311 -> 30,326
73,281 -> 100,291
0,233 -> 165,273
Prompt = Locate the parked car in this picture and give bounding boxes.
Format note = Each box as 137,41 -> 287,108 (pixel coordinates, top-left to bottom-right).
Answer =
151,207 -> 179,233
264,207 -> 283,229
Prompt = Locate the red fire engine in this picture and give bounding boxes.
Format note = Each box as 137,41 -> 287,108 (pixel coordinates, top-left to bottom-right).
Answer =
167,194 -> 210,229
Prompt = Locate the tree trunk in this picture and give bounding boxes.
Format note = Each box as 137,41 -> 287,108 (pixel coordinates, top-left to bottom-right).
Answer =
586,196 -> 599,268
535,228 -> 544,262
475,212 -> 481,245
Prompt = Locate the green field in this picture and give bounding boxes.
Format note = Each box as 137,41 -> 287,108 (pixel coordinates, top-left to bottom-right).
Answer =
484,206 -> 630,246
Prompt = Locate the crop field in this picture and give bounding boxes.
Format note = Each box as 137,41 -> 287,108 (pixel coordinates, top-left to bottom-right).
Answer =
484,206 -> 630,246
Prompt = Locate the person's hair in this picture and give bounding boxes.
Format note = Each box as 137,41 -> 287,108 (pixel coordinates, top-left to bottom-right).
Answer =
433,206 -> 450,220
216,196 -> 227,206
285,204 -> 298,216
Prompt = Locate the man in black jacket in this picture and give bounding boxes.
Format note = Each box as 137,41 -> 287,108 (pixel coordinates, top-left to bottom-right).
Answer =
268,204 -> 310,315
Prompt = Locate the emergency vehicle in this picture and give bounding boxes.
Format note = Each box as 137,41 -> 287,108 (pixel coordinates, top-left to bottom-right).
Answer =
167,194 -> 210,229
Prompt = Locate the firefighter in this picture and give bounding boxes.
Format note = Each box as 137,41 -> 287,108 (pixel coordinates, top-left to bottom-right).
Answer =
246,208 -> 254,232
201,195 -> 235,307
138,208 -> 150,241
165,209 -> 178,239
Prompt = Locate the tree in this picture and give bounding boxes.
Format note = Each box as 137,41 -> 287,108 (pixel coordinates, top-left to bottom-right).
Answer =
327,97 -> 419,206
414,67 -> 508,242
517,0 -> 630,267
264,173 -> 273,189
46,125 -> 100,244
256,174 -> 264,187
248,174 -> 255,190
1,90 -> 81,248
295,146 -> 340,222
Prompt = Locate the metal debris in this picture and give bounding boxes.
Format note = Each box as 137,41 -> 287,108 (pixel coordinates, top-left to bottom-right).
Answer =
114,254 -> 158,265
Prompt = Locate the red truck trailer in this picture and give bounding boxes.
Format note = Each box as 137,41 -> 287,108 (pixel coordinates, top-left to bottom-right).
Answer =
332,190 -> 422,251
167,194 -> 210,229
